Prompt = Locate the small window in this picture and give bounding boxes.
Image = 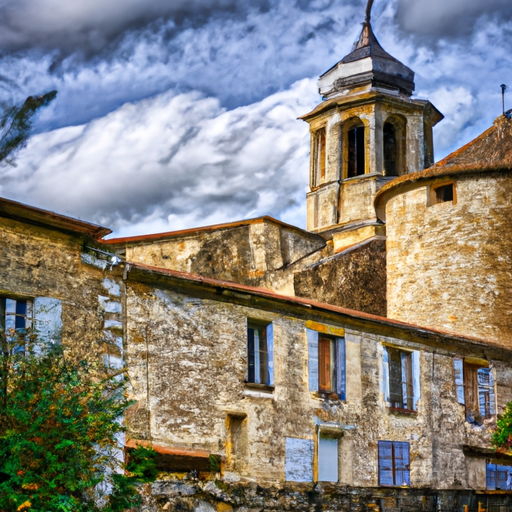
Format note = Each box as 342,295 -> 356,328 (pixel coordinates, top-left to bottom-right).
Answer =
247,321 -> 274,386
454,358 -> 495,424
487,462 -> 512,490
378,441 -> 410,487
0,297 -> 32,354
318,434 -> 338,482
383,122 -> 398,176
307,329 -> 345,399
347,123 -> 365,178
383,346 -> 420,411
430,182 -> 456,205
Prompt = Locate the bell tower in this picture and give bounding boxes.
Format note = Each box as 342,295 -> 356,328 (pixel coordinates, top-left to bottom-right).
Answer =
302,1 -> 443,240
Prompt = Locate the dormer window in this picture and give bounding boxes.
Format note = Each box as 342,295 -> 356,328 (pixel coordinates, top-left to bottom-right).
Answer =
346,120 -> 365,178
429,182 -> 456,206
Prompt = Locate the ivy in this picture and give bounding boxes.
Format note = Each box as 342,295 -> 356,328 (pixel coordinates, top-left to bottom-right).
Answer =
0,337 -> 157,511
492,402 -> 512,453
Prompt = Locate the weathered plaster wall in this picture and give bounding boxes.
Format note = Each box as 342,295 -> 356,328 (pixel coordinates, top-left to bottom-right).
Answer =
293,237 -> 387,316
118,221 -> 326,297
0,216 -> 124,361
125,278 -> 512,497
386,174 -> 512,345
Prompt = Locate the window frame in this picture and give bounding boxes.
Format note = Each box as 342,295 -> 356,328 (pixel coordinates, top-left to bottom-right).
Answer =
307,328 -> 345,400
382,345 -> 420,413
378,440 -> 411,487
247,320 -> 274,387
313,127 -> 327,187
486,461 -> 512,490
428,181 -> 457,206
454,357 -> 495,423
0,296 -> 33,355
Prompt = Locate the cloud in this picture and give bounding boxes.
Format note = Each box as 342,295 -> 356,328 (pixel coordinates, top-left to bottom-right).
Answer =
0,79 -> 318,236
0,0 -> 270,56
395,0 -> 512,40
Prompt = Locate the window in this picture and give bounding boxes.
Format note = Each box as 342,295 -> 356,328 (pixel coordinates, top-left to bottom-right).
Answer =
347,122 -> 365,178
307,329 -> 345,398
0,297 -> 32,353
382,346 -> 420,411
314,128 -> 326,185
454,358 -> 495,423
318,433 -> 338,482
1,296 -> 61,355
487,462 -> 512,490
247,321 -> 274,386
383,117 -> 406,177
429,182 -> 456,206
378,441 -> 410,487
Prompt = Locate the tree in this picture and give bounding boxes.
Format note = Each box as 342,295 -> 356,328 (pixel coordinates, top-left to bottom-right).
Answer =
492,402 -> 512,453
0,91 -> 57,165
0,330 -> 157,512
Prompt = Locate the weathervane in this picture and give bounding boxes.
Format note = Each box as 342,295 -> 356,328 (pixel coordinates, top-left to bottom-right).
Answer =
366,0 -> 375,23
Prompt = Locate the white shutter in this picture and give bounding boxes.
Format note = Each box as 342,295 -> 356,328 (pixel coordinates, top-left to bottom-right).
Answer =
412,351 -> 421,411
307,329 -> 319,392
34,297 -> 62,346
267,323 -> 274,386
453,358 -> 465,405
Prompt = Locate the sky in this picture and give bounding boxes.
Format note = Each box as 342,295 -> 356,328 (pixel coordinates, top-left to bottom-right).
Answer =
0,0 -> 510,237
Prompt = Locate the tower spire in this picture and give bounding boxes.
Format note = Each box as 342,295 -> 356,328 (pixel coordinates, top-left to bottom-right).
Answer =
366,0 -> 374,24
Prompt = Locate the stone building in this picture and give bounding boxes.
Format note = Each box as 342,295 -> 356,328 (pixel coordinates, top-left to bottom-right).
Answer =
1,4 -> 512,512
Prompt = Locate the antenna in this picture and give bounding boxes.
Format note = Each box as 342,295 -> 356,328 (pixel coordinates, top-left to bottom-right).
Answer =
501,84 -> 507,116
366,0 -> 375,23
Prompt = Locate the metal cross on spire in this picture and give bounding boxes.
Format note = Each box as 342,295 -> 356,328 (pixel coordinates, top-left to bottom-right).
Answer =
366,0 -> 375,23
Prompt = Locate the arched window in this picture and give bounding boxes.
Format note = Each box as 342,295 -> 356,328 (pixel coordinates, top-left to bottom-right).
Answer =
347,120 -> 365,178
314,128 -> 326,186
383,116 -> 406,177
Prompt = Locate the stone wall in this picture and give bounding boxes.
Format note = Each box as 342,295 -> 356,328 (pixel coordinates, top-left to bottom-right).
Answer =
385,173 -> 512,345
124,273 -> 512,494
293,237 -> 386,316
0,215 -> 124,361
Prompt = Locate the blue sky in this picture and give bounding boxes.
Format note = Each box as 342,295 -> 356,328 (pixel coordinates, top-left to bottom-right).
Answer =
0,0 -> 510,236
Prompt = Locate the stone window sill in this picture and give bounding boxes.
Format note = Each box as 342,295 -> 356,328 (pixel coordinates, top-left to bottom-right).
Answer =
388,407 -> 417,416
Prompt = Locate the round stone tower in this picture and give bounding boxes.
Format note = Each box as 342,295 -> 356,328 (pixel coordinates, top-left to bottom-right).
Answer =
375,115 -> 512,345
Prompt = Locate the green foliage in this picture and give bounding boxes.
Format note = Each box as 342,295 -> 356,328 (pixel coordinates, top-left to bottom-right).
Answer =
492,402 -> 512,453
0,336 -> 157,511
0,90 -> 57,165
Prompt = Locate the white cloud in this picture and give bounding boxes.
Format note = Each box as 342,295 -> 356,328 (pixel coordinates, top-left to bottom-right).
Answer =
1,79 -> 317,237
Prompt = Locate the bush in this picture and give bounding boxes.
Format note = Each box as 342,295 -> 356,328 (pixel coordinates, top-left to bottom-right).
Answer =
0,339 -> 156,511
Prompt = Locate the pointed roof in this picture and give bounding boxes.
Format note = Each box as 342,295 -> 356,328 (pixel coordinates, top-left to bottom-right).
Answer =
318,20 -> 415,98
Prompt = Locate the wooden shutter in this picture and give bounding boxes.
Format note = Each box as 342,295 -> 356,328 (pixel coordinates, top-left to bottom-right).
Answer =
319,337 -> 331,392
401,352 -> 413,410
489,368 -> 496,416
33,297 -> 62,346
266,323 -> 274,386
453,358 -> 465,405
378,441 -> 394,486
336,338 -> 346,401
388,348 -> 402,408
464,363 -> 479,418
307,329 -> 319,392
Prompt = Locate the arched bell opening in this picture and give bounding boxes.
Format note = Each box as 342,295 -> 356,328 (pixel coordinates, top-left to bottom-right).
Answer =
383,116 -> 407,177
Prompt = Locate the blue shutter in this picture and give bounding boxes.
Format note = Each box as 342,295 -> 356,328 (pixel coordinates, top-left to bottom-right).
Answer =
412,351 -> 420,411
394,442 -> 410,486
489,367 -> 496,416
336,337 -> 346,400
285,438 -> 314,482
34,297 -> 62,346
453,358 -> 465,405
401,352 -> 409,409
487,462 -> 497,490
247,326 -> 255,383
266,323 -> 274,386
378,441 -> 394,486
307,329 -> 319,392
